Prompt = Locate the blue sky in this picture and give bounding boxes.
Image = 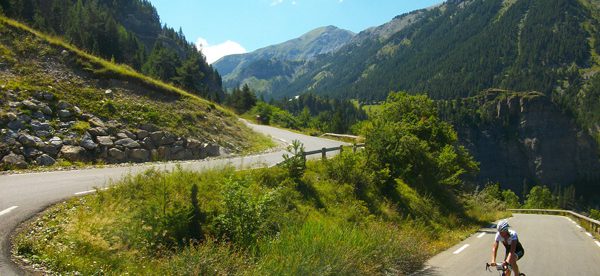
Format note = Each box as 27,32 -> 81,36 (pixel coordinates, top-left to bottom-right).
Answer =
149,0 -> 444,63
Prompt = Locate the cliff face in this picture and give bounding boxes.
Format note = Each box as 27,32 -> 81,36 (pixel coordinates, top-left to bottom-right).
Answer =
448,91 -> 600,197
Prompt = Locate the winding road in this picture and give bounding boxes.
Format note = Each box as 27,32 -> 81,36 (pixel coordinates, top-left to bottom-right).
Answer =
0,122 -> 346,275
3,123 -> 600,275
414,213 -> 600,275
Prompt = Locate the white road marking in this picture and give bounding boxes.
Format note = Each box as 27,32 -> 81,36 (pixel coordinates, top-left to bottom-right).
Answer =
586,232 -> 593,237
477,232 -> 486,238
453,244 -> 469,254
576,225 -> 582,229
75,189 -> 97,195
0,206 -> 18,216
596,241 -> 600,248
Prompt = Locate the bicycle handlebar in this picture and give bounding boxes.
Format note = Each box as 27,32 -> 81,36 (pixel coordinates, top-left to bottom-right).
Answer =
486,262 -> 511,272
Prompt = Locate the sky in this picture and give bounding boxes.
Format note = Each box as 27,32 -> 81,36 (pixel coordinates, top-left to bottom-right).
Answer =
149,0 -> 444,64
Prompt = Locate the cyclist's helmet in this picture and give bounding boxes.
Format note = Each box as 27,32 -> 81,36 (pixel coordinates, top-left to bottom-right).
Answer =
497,220 -> 509,232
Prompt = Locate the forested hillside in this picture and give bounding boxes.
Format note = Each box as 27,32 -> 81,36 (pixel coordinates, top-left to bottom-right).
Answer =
0,0 -> 224,101
281,0 -> 599,144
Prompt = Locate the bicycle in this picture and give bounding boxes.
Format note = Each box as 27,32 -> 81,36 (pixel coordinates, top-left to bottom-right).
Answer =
486,262 -> 525,276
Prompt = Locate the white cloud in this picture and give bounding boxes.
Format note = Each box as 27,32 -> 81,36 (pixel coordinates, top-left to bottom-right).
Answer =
195,37 -> 247,64
271,0 -> 283,6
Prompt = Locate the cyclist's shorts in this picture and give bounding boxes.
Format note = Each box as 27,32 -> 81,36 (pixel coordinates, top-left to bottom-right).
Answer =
505,248 -> 525,260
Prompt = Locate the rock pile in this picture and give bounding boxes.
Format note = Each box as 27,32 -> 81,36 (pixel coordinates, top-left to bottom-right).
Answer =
0,89 -> 220,169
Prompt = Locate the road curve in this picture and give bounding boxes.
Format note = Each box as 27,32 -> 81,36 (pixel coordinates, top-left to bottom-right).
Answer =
0,122 -> 346,275
414,213 -> 600,275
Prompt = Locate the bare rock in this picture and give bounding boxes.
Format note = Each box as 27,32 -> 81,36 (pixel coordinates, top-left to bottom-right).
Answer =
108,148 -> 125,161
58,109 -> 72,119
88,117 -> 106,128
36,154 -> 56,166
128,148 -> 150,162
115,138 -> 140,148
88,127 -> 108,137
59,145 -> 86,162
96,136 -> 114,147
2,153 -> 28,169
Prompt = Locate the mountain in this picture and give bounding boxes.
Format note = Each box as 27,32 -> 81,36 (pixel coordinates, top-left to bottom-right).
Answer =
0,0 -> 224,101
0,16 -> 263,169
281,0 -> 598,133
213,26 -> 355,97
439,89 -> 600,199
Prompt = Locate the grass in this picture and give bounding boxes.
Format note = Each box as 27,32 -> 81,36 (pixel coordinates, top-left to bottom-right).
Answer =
13,151 -> 507,275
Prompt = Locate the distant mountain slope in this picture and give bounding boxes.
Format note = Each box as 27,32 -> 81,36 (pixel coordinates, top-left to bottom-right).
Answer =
213,26 -> 354,97
280,0 -> 599,143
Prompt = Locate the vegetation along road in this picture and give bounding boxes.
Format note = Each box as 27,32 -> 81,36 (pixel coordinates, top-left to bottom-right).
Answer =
0,122 -> 346,275
414,214 -> 600,276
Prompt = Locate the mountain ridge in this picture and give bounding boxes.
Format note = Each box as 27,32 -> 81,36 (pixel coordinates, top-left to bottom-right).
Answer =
213,25 -> 355,97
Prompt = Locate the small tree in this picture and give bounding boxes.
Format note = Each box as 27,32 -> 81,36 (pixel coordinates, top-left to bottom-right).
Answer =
281,140 -> 306,180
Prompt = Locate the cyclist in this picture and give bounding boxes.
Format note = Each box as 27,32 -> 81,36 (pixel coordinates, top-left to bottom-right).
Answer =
490,220 -> 524,276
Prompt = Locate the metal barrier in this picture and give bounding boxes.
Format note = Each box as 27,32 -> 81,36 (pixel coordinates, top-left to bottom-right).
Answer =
303,143 -> 365,159
509,209 -> 600,237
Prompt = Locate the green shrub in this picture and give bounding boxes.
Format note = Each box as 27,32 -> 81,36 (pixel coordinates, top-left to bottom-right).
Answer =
215,177 -> 282,248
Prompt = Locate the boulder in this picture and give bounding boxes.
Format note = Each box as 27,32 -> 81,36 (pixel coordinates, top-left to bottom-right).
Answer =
157,146 -> 171,160
7,120 -> 23,130
116,132 -> 129,140
80,138 -> 98,150
88,117 -> 106,128
58,109 -> 72,119
108,148 -> 125,161
18,134 -> 43,148
59,145 -> 86,162
1,153 -> 27,169
123,130 -> 136,139
5,112 -> 17,121
30,121 -> 51,131
150,131 -> 176,146
57,101 -> 73,110
136,130 -> 149,140
115,138 -> 140,148
22,100 -> 39,110
23,147 -> 42,158
88,127 -> 108,137
41,105 -> 52,116
36,154 -> 56,166
95,136 -> 114,147
128,149 -> 150,162
203,143 -> 220,157
42,92 -> 55,101
17,114 -> 31,123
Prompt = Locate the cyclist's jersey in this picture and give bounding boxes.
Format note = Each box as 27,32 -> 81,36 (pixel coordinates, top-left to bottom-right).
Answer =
495,229 -> 524,254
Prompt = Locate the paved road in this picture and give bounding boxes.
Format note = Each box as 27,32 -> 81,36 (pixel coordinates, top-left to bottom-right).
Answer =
0,122 -> 346,275
414,213 -> 600,275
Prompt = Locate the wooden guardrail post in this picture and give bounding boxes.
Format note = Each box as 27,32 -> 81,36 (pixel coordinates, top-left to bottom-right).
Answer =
322,147 -> 326,160
339,145 -> 343,153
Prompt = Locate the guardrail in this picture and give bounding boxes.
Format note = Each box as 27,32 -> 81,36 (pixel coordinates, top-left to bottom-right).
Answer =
303,143 -> 365,159
509,209 -> 600,237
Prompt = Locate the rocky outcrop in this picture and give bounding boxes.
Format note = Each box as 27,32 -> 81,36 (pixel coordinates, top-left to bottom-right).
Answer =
0,89 -> 222,169
453,91 -> 600,197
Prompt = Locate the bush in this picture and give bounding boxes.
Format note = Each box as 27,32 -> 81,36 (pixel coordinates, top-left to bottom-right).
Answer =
215,178 -> 281,248
523,185 -> 557,209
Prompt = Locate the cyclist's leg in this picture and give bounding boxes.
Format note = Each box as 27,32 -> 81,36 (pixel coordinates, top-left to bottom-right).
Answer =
508,252 -> 520,276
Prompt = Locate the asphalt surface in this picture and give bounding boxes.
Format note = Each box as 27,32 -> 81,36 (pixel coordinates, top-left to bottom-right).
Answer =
0,122 -> 346,275
414,213 -> 600,275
